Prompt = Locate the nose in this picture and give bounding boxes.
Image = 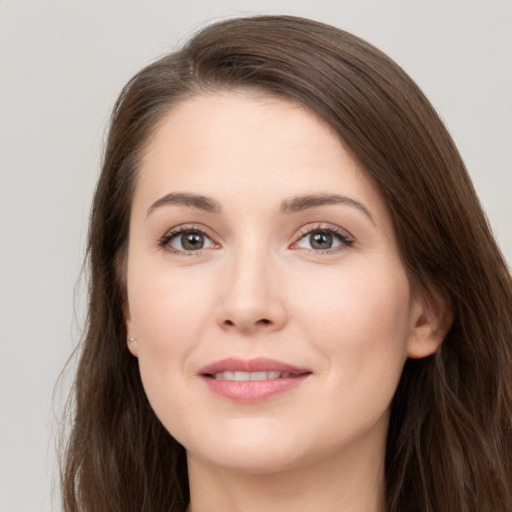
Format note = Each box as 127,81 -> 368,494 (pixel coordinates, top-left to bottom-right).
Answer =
215,250 -> 287,335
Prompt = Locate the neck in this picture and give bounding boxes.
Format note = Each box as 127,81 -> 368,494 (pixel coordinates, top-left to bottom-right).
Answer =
186,435 -> 387,512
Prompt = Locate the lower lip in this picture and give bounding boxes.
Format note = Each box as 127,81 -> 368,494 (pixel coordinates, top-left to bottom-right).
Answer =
201,375 -> 310,402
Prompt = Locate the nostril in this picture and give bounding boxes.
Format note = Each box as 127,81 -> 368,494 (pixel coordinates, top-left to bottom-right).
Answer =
221,318 -> 273,329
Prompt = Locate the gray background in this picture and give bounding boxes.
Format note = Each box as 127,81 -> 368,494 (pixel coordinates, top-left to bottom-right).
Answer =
1,1 -> 510,511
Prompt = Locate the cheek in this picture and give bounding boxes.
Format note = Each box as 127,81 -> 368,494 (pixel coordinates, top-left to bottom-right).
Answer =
126,263 -> 205,379
128,259 -> 213,340
126,267 -> 210,433
296,267 -> 412,444
297,261 -> 412,383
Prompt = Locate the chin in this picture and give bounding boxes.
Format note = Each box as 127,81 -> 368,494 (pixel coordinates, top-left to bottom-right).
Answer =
180,423 -> 312,474
194,444 -> 307,475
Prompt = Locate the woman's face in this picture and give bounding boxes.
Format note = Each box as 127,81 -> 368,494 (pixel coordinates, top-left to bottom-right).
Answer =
125,92 -> 441,474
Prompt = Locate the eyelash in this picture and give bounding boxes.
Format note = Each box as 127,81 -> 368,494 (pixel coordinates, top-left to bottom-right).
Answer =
292,224 -> 354,254
158,223 -> 354,256
158,224 -> 217,256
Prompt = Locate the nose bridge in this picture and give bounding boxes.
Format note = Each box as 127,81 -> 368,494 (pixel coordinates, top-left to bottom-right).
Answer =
217,236 -> 285,332
232,248 -> 270,301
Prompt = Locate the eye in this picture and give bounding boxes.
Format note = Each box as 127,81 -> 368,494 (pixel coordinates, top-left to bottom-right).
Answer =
160,227 -> 218,253
292,226 -> 353,253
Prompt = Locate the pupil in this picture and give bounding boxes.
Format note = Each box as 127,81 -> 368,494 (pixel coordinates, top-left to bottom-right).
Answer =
310,231 -> 332,250
182,232 -> 204,250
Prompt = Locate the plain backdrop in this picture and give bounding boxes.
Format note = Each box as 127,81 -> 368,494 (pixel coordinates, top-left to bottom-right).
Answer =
0,1 -> 510,511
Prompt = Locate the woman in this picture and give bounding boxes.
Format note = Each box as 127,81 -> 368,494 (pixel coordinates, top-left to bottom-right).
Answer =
61,15 -> 512,512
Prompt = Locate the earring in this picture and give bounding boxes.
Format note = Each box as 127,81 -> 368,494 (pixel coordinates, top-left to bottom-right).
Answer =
127,337 -> 136,343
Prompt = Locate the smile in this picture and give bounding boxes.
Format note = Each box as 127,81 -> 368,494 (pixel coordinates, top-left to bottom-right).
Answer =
211,371 -> 296,381
199,358 -> 311,402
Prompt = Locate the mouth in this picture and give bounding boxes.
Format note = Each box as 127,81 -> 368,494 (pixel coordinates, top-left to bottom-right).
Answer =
209,370 -> 302,381
198,358 -> 312,402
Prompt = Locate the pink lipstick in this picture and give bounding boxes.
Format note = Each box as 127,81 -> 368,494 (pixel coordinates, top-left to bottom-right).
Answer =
198,357 -> 311,402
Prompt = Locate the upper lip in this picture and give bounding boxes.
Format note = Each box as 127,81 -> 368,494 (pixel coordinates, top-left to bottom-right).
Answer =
198,357 -> 311,376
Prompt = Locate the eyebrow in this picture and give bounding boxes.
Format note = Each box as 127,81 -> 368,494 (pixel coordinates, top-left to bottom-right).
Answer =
147,192 -> 221,215
280,193 -> 375,223
147,191 -> 374,223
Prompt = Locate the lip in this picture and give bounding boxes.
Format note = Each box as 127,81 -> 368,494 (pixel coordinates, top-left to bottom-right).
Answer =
199,357 -> 310,375
198,357 -> 312,402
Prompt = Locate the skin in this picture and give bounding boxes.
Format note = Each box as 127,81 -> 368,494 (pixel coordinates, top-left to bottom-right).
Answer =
125,92 -> 450,512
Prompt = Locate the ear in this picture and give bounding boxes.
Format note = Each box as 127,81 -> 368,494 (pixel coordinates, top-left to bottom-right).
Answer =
123,302 -> 139,358
407,286 -> 454,359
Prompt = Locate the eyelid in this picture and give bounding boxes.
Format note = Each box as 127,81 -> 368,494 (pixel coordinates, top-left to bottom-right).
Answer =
158,223 -> 220,255
157,222 -> 354,255
290,223 -> 354,253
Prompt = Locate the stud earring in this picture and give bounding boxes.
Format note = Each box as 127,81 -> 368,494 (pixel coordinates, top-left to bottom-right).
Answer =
127,337 -> 136,343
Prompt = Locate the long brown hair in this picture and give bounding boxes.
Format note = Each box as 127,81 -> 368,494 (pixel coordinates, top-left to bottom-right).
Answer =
61,15 -> 512,512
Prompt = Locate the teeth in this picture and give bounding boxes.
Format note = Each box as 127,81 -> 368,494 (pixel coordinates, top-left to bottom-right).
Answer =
212,371 -> 292,381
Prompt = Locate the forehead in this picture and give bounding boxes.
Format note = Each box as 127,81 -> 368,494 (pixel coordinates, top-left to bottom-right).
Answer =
134,92 -> 389,224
